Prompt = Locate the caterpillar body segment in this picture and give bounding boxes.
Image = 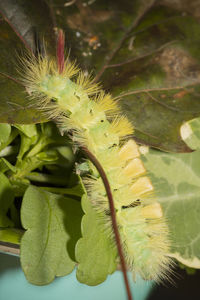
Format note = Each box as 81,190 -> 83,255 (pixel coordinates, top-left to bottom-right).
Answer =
22,53 -> 171,282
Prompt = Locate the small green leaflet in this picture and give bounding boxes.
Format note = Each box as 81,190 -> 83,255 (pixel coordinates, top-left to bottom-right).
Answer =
75,194 -> 117,286
20,186 -> 83,285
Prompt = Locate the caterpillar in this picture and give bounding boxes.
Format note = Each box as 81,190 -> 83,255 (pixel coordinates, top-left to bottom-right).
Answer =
20,31 -> 171,283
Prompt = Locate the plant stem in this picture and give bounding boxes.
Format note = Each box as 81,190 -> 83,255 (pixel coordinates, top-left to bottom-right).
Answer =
25,172 -> 68,185
82,146 -> 133,300
40,185 -> 83,197
26,136 -> 51,158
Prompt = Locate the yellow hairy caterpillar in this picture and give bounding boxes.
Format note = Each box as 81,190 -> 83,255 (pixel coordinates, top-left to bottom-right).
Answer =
21,31 -> 171,284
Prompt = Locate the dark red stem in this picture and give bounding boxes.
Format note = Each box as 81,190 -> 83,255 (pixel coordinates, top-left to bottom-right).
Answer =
82,146 -> 133,300
56,29 -> 65,74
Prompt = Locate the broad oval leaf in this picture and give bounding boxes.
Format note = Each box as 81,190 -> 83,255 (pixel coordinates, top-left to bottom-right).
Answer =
20,186 -> 83,285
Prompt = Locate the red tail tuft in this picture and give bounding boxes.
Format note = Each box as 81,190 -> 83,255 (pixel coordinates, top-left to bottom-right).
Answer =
57,29 -> 65,74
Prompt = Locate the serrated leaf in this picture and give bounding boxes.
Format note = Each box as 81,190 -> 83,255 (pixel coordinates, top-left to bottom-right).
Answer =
75,194 -> 117,286
0,172 -> 14,227
20,185 -> 83,285
141,148 -> 200,268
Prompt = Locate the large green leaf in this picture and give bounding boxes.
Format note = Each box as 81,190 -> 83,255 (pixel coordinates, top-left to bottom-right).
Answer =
141,147 -> 200,268
49,0 -> 155,69
75,194 -> 117,286
20,186 -> 83,285
105,12 -> 200,152
48,1 -> 200,152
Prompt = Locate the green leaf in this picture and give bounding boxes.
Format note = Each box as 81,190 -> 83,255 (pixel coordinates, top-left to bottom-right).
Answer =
0,158 -> 17,173
141,147 -> 200,268
50,0 -> 155,71
2,1 -> 200,149
15,125 -> 38,161
20,185 -> 83,285
8,178 -> 29,198
0,74 -> 47,124
0,228 -> 23,244
0,1 -> 55,124
50,1 -> 200,152
181,117 -> 200,150
14,124 -> 38,138
105,11 -> 200,152
0,19 -> 48,124
75,194 -> 117,286
41,184 -> 85,197
0,127 -> 19,153
0,123 -> 11,145
0,172 -> 14,227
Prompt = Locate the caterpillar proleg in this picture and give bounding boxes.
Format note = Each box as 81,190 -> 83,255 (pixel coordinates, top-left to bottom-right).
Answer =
21,31 -> 171,283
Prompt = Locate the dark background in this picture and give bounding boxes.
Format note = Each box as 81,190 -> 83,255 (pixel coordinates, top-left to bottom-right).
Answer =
148,267 -> 200,300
